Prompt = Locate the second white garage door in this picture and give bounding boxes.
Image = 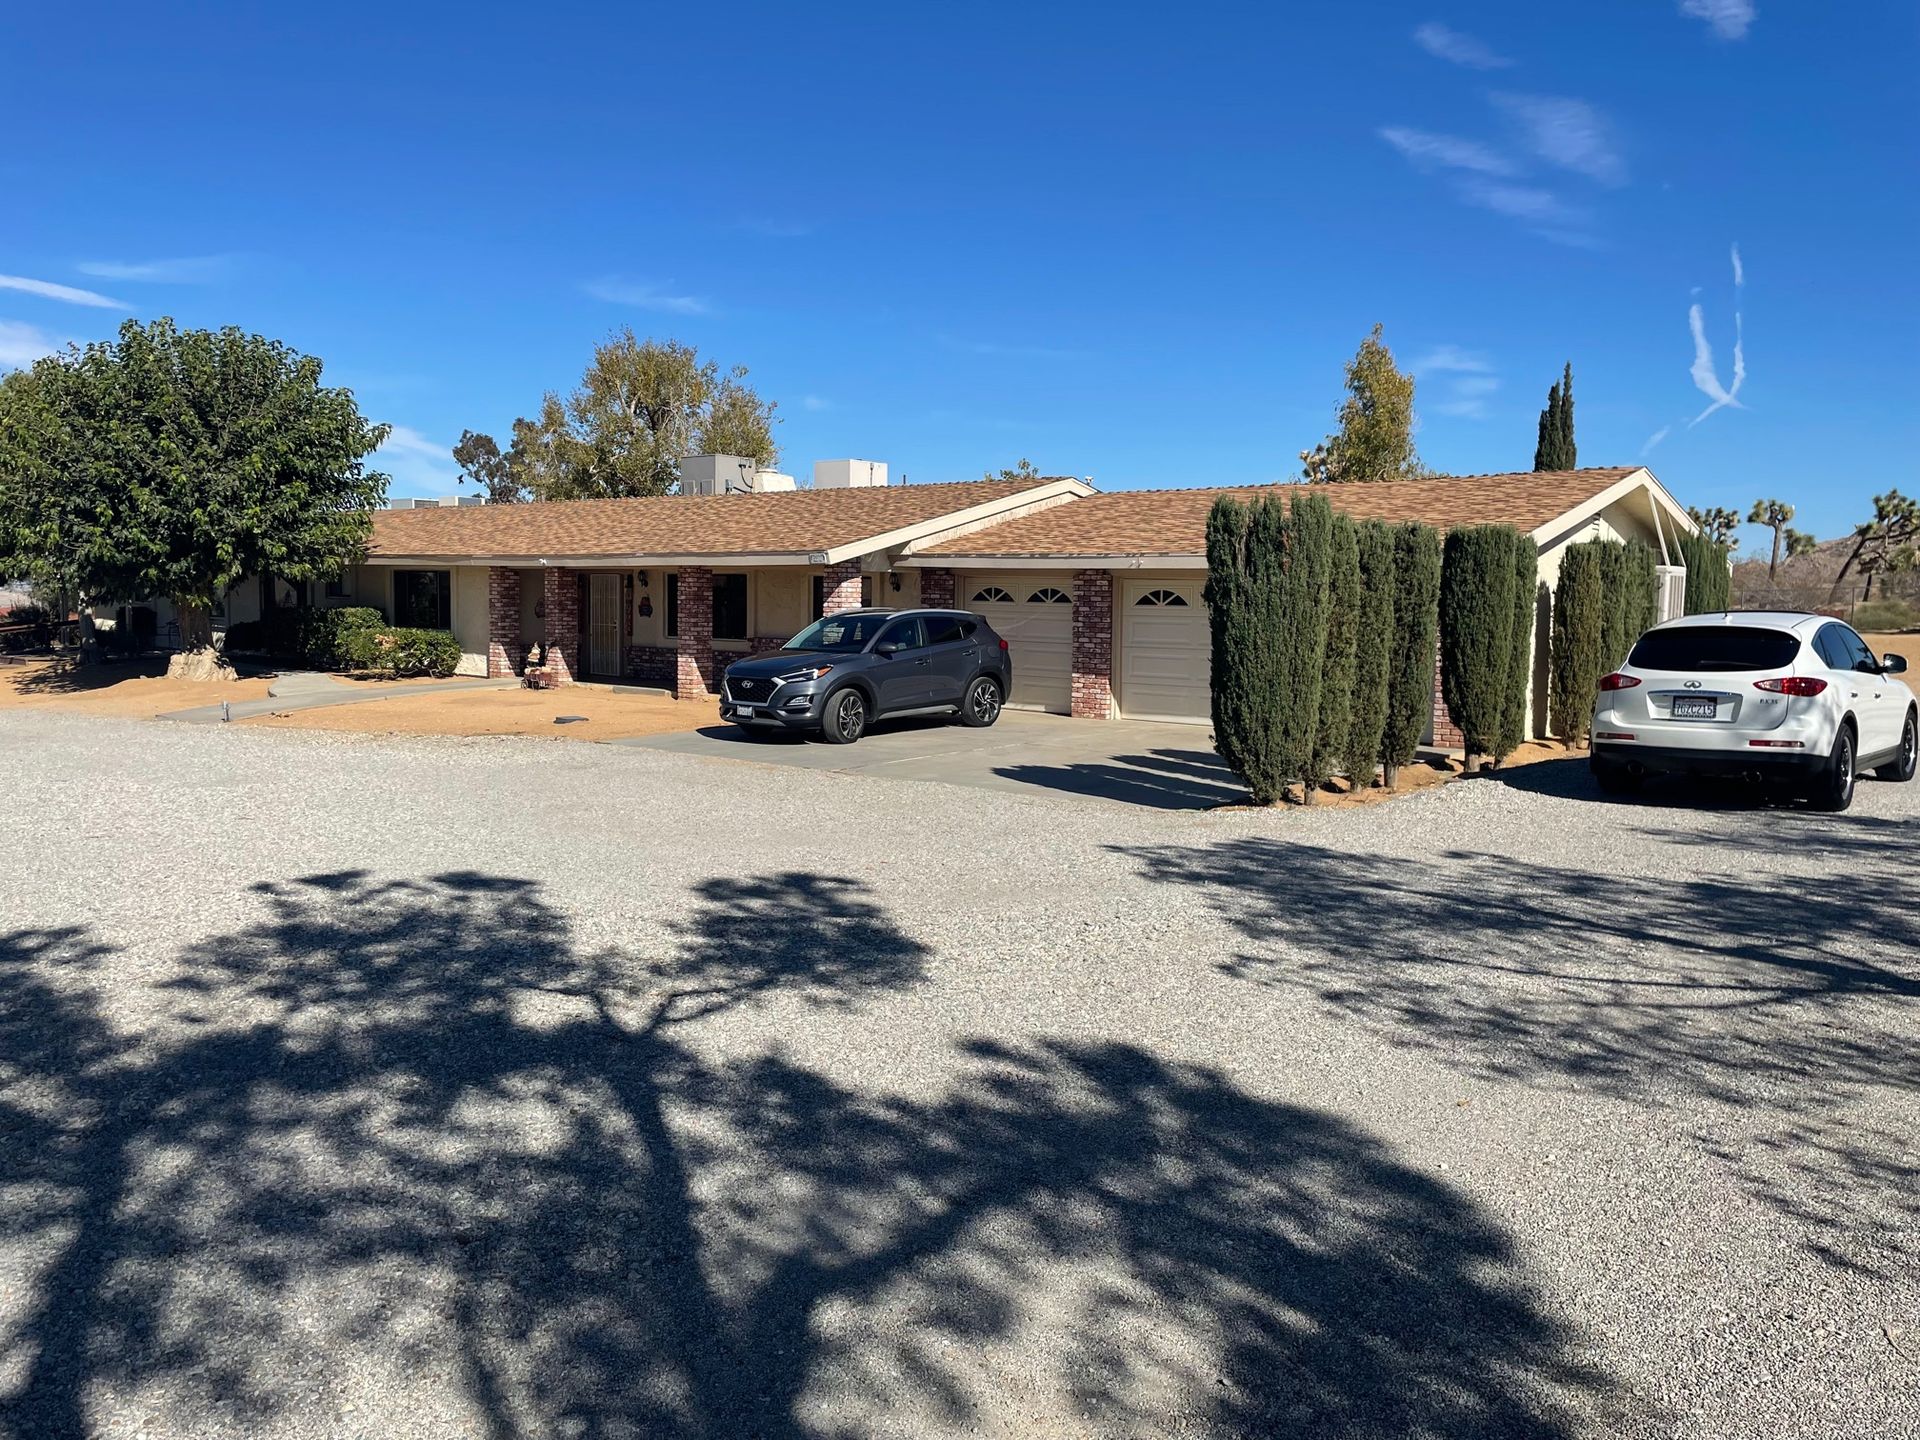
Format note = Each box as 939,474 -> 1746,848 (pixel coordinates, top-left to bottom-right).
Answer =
1120,578 -> 1210,722
961,574 -> 1073,713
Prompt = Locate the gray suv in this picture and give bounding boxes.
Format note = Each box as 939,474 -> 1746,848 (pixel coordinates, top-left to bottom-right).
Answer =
718,608 -> 1012,744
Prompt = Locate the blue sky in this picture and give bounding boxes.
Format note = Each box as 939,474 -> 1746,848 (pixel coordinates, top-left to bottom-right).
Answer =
4,1 -> 1914,548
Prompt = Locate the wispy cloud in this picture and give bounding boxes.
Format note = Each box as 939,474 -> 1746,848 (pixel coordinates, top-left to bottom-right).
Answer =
1679,0 -> 1755,40
1412,22 -> 1513,69
1376,126 -> 1517,177
1413,344 -> 1494,374
801,394 -> 832,412
1492,93 -> 1626,185
938,334 -> 1086,362
77,254 -> 234,284
1456,179 -> 1596,238
1641,424 -> 1673,456
1429,374 -> 1501,419
0,273 -> 127,309
1416,348 -> 1500,418
0,320 -> 71,370
582,278 -> 709,315
373,424 -> 464,495
1688,243 -> 1747,426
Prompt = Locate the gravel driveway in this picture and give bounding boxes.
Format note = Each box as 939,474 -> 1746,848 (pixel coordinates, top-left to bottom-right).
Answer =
1,710 -> 1913,1439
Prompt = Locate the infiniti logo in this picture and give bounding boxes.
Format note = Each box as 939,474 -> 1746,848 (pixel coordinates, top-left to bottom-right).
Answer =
1684,680 -> 1703,689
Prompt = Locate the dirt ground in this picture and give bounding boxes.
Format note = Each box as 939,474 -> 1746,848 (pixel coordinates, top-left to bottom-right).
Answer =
1864,631 -> 1920,671
244,684 -> 720,743
0,656 -> 278,717
1290,737 -> 1575,810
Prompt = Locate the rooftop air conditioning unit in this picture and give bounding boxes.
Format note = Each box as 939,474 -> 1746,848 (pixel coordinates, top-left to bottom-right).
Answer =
681,454 -> 759,496
812,459 -> 887,489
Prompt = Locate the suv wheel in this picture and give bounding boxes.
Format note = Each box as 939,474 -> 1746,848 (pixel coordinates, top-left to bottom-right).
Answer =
1810,725 -> 1856,812
1875,709 -> 1917,782
819,688 -> 868,745
1591,757 -> 1640,797
959,675 -> 1003,729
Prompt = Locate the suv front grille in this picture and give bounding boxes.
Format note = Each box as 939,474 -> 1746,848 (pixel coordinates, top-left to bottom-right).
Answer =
727,675 -> 773,702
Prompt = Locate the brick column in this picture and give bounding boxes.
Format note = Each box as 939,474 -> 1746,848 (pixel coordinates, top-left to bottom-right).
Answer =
920,567 -> 955,609
1070,568 -> 1115,719
541,566 -> 578,685
486,567 -> 522,678
1430,640 -> 1464,750
820,560 -> 863,615
675,565 -> 714,699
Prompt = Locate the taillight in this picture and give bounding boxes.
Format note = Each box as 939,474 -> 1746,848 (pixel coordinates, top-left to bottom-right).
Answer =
999,638 -> 1008,651
1598,673 -> 1641,691
1754,677 -> 1827,697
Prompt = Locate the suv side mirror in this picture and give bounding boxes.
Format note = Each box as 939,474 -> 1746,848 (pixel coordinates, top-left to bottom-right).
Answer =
1883,653 -> 1909,674
873,640 -> 902,656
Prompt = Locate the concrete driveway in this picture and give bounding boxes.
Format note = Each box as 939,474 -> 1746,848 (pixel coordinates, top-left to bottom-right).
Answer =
619,708 -> 1246,809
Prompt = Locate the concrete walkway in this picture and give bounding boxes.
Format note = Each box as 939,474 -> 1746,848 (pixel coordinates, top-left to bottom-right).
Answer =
617,709 -> 1247,809
161,673 -> 516,724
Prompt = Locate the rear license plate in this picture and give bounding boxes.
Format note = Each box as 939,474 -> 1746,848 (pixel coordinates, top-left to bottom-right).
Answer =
1671,698 -> 1718,719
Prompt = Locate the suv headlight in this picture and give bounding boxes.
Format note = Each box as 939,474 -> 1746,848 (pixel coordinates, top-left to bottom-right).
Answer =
775,665 -> 834,684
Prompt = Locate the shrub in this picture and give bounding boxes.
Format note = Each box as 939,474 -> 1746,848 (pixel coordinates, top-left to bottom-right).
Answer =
338,624 -> 461,677
1440,524 -> 1524,768
1343,520 -> 1397,789
1307,514 -> 1362,799
295,606 -> 383,668
1549,542 -> 1605,746
1380,521 -> 1441,788
1853,598 -> 1920,633
1677,531 -> 1732,614
221,618 -> 269,654
1498,540 -> 1539,761
1622,541 -> 1659,649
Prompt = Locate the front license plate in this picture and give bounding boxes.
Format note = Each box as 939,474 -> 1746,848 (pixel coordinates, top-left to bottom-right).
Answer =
1671,698 -> 1718,719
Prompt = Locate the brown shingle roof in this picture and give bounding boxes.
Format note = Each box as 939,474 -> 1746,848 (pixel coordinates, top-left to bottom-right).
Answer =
915,468 -> 1645,558
366,478 -> 1064,560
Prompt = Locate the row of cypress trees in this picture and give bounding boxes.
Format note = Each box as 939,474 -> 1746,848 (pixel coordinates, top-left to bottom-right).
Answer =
1437,525 -> 1539,771
1205,492 -> 1441,804
1546,538 -> 1661,747
1675,529 -> 1733,613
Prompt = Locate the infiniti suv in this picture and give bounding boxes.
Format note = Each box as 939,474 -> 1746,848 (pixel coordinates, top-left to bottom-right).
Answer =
1591,611 -> 1916,811
718,608 -> 1013,744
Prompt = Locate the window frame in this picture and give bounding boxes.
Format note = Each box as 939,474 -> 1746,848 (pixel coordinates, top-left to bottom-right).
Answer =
873,616 -> 926,653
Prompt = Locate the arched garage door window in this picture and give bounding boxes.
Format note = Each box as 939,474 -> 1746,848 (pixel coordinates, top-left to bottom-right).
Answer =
970,586 -> 1014,603
1134,588 -> 1190,607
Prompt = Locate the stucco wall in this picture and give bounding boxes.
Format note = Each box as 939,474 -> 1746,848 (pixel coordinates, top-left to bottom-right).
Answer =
450,567 -> 489,676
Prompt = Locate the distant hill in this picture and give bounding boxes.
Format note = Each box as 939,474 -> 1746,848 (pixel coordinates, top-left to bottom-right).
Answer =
1732,534 -> 1918,618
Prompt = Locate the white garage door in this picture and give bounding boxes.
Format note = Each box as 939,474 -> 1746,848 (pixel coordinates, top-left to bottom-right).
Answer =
961,574 -> 1073,713
1120,578 -> 1210,722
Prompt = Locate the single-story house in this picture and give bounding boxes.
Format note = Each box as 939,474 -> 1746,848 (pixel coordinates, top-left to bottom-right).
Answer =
106,464 -> 1696,743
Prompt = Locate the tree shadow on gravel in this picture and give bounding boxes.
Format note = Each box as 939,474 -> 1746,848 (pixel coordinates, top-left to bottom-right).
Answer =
0,870 -> 1624,1439
1117,835 -> 1920,1277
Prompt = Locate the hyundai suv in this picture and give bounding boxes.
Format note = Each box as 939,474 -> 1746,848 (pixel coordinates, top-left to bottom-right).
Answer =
1590,611 -> 1916,811
718,608 -> 1013,744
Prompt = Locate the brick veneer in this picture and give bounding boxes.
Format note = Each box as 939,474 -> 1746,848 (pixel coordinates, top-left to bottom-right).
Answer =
627,645 -> 675,687
676,565 -> 714,698
541,566 -> 578,685
1429,640 -> 1464,750
486,567 -> 521,677
920,567 -> 955,609
1070,568 -> 1115,719
820,560 -> 863,615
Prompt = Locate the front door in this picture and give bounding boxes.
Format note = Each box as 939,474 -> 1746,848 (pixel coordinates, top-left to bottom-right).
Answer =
588,573 -> 622,677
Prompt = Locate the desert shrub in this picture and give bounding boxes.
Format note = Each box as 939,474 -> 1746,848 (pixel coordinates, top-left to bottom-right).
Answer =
1343,520 -> 1397,788
1498,540 -> 1539,760
1549,542 -> 1605,745
1380,522 -> 1441,788
337,624 -> 460,677
1440,524 -> 1524,767
1853,598 -> 1920,633
1307,514 -> 1362,798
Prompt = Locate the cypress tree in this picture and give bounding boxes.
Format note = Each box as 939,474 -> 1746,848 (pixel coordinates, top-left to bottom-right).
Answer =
1622,540 -> 1659,650
1557,362 -> 1576,468
1533,363 -> 1577,470
1205,496 -> 1284,803
1678,530 -> 1732,613
1497,536 -> 1539,761
1440,523 -> 1522,770
1594,540 -> 1631,671
1307,513 -> 1362,800
1379,521 -> 1442,789
1275,491 -> 1335,799
1343,519 -> 1397,789
1549,542 -> 1605,745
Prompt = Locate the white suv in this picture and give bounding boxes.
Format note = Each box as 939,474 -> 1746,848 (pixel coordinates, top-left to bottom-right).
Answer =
1591,611 -> 1916,811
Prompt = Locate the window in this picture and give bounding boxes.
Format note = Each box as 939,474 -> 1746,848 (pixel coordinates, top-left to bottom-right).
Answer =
923,613 -> 967,646
784,611 -> 892,653
393,570 -> 452,630
1836,626 -> 1878,673
970,586 -> 1014,603
1135,588 -> 1189,607
324,577 -> 349,600
1028,587 -> 1071,604
1628,626 -> 1800,672
666,573 -> 678,637
874,616 -> 924,651
713,573 -> 748,640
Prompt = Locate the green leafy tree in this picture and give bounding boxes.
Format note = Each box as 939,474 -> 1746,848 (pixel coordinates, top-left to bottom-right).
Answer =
1533,362 -> 1576,471
983,459 -> 1044,481
1676,530 -> 1732,614
1307,514 -> 1362,800
1204,495 -> 1286,802
1747,498 -> 1816,579
1498,539 -> 1539,760
458,332 -> 779,502
1549,542 -> 1606,745
1300,325 -> 1424,483
452,430 -> 529,504
1343,519 -> 1397,789
1686,506 -> 1740,547
0,318 -> 388,678
1379,521 -> 1442,789
1440,524 -> 1523,770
